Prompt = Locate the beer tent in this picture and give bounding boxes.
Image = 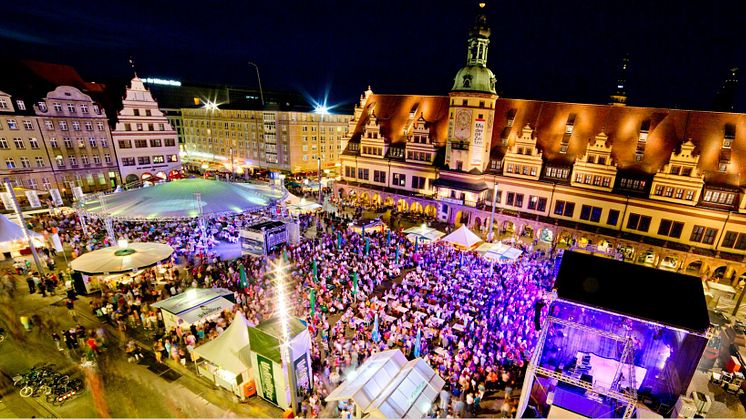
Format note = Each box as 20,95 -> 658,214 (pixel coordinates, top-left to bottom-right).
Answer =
441,225 -> 483,250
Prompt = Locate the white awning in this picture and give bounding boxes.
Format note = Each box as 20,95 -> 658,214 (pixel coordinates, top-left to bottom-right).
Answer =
194,311 -> 252,375
403,226 -> 445,243
179,297 -> 235,325
69,242 -> 174,275
441,225 -> 482,249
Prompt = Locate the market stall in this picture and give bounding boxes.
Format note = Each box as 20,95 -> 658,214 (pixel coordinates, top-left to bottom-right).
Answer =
152,288 -> 235,331
0,214 -> 45,260
441,225 -> 483,250
348,218 -> 387,235
248,317 -> 312,411
476,241 -> 524,262
68,241 -> 174,294
194,311 -> 256,400
403,224 -> 445,244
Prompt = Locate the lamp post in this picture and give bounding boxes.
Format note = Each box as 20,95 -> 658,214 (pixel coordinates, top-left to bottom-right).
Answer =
248,62 -> 265,107
487,176 -> 498,242
314,105 -> 329,204
273,260 -> 299,414
4,178 -> 44,276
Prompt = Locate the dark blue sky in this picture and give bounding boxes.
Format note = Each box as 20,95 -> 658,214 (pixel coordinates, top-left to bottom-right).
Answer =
1,0 -> 744,111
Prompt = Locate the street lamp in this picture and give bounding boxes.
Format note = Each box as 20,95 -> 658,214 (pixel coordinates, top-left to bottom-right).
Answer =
248,62 -> 265,107
314,104 -> 330,204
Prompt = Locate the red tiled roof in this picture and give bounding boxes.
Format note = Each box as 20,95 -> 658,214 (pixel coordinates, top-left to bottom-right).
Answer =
349,93 -> 746,187
22,60 -> 105,93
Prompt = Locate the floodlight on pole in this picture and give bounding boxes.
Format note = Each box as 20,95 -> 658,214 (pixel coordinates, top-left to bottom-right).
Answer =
273,259 -> 298,414
248,62 -> 265,107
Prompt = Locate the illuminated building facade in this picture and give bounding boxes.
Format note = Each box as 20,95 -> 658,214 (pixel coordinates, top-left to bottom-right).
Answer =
111,76 -> 181,184
339,4 -> 746,282
180,107 -> 350,174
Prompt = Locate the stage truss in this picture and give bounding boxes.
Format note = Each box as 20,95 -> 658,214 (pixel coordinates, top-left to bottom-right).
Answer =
518,297 -> 639,419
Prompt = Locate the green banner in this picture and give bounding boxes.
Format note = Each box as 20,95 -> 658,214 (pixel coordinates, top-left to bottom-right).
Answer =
257,354 -> 277,405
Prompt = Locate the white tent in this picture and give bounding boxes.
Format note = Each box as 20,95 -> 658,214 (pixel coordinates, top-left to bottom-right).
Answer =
0,214 -> 42,243
441,225 -> 483,250
326,350 -> 444,419
193,311 -> 255,399
152,288 -> 235,331
194,311 -> 252,375
404,225 -> 445,244
69,242 -> 174,275
476,241 -> 523,262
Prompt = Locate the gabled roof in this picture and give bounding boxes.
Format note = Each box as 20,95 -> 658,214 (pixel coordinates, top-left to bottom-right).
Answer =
554,251 -> 709,334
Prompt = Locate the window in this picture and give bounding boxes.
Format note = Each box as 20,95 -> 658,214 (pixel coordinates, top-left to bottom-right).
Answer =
7,119 -> 17,130
93,155 -> 101,165
35,156 -> 45,167
81,155 -> 89,166
579,205 -> 602,222
101,139 -> 109,148
55,156 -> 64,168
169,154 -> 178,163
53,103 -> 62,112
49,138 -> 58,148
84,122 -> 93,131
607,209 -> 620,226
135,139 -> 148,148
89,138 -> 97,148
138,156 -> 151,165
22,120 -> 33,130
152,155 -> 165,164
657,219 -> 684,238
690,225 -> 718,244
133,109 -> 140,116
64,138 -> 73,149
19,157 -> 30,168
44,120 -> 54,130
5,158 -> 15,169
411,176 -> 426,189
118,140 -> 132,149
374,170 -> 386,183
67,104 -> 75,113
0,138 -> 6,149
554,200 -> 575,217
344,166 -> 355,178
392,173 -> 406,187
165,138 -> 176,147
527,196 -> 547,211
722,232 -> 746,250
104,153 -> 112,164
626,213 -> 651,232
81,104 -> 89,114
69,156 -> 77,167
150,139 -> 162,147
13,138 -> 24,149
654,185 -> 663,196
506,192 -> 524,208
685,190 -> 694,201
357,168 -> 369,180
72,121 -> 80,131
58,121 -> 67,131
29,137 -> 39,149
122,157 -> 136,166
96,122 -> 104,131
136,123 -> 143,131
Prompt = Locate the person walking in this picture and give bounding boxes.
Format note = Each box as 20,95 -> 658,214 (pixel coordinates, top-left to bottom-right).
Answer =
65,298 -> 77,322
26,276 -> 35,294
51,331 -> 63,351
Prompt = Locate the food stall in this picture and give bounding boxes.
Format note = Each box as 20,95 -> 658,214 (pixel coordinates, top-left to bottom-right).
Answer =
152,288 -> 235,332
348,218 -> 386,235
248,317 -> 312,411
194,312 -> 256,400
403,224 -> 445,244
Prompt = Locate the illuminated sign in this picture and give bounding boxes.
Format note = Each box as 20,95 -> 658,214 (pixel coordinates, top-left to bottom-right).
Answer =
143,78 -> 182,86
471,118 -> 485,167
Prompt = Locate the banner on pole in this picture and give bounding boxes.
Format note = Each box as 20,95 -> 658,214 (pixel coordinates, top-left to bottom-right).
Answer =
257,354 -> 277,405
0,192 -> 13,210
25,190 -> 41,208
72,186 -> 84,201
51,233 -> 64,253
50,188 -> 63,206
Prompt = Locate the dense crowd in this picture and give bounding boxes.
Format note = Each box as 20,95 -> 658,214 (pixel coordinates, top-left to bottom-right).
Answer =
17,195 -> 560,418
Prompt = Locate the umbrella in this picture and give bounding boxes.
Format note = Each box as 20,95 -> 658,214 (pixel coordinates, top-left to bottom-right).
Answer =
310,288 -> 316,317
69,242 -> 174,275
239,264 -> 248,288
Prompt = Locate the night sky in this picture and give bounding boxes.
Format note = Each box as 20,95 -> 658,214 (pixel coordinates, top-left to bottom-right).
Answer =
1,0 -> 744,112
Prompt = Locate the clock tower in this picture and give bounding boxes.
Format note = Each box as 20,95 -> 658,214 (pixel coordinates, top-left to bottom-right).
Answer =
446,2 -> 498,174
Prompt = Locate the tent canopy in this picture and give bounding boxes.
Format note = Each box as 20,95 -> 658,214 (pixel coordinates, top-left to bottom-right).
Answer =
69,242 -> 174,275
326,350 -> 444,419
476,242 -> 523,262
442,225 -> 483,249
152,287 -> 234,315
0,214 -> 42,243
248,317 -> 307,364
403,225 -> 445,243
78,178 -> 285,220
194,311 -> 252,375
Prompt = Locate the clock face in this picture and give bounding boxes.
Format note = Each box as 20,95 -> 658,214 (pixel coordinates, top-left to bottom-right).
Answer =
454,109 -> 472,140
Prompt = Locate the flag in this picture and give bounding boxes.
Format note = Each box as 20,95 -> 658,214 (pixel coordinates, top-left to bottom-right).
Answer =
352,272 -> 358,296
371,313 -> 380,343
365,238 -> 370,255
310,288 -> 316,317
395,246 -> 399,264
415,236 -> 419,252
460,252 -> 464,266
387,229 -> 391,246
362,225 -> 365,240
283,249 -> 288,262
414,328 -> 422,357
239,264 -> 248,288
337,232 -> 342,250
313,259 -> 318,282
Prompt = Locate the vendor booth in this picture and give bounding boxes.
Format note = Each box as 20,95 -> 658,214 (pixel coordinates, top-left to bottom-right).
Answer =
441,225 -> 483,250
403,225 -> 444,244
194,311 -> 256,400
239,220 -> 288,256
152,288 -> 235,331
248,317 -> 312,411
285,194 -> 322,216
326,349 -> 445,419
68,241 -> 174,294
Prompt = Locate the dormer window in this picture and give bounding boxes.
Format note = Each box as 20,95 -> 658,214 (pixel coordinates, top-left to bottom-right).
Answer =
37,102 -> 47,112
681,167 -> 692,176
639,119 -> 651,142
462,75 -> 472,88
597,156 -> 606,165
565,113 -> 576,134
670,165 -> 681,175
16,100 -> 25,111
724,123 -> 736,149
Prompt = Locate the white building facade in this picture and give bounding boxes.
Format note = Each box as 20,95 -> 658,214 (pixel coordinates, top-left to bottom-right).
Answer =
112,77 -> 181,185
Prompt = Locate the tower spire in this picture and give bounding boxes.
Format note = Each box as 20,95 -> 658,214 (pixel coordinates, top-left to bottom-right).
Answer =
128,55 -> 138,78
609,54 -> 629,106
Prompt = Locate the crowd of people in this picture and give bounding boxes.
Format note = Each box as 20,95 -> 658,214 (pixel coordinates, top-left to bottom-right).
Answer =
14,191 -> 562,418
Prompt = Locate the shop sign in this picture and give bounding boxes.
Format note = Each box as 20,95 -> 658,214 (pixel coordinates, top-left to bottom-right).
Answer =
257,354 -> 277,405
